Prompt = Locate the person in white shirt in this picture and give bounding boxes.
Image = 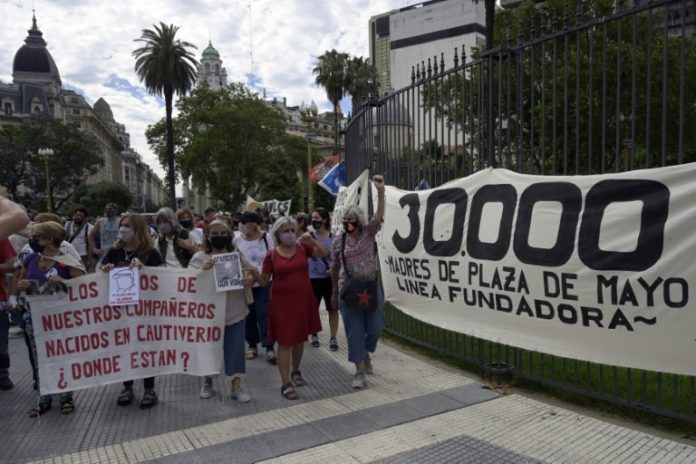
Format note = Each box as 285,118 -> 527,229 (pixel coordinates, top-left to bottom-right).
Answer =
64,207 -> 94,268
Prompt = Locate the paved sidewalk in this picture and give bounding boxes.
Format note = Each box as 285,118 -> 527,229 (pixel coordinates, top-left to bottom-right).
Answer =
0,314 -> 694,464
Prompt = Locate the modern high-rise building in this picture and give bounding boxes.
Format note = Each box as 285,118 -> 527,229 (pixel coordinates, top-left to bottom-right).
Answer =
369,0 -> 487,93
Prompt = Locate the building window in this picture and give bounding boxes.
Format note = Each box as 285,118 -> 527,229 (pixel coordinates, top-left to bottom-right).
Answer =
72,109 -> 81,115
33,106 -> 41,115
3,102 -> 11,115
71,97 -> 79,103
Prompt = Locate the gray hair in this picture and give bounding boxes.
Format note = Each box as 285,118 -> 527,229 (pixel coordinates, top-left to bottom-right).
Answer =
154,207 -> 181,232
269,216 -> 297,246
342,205 -> 368,228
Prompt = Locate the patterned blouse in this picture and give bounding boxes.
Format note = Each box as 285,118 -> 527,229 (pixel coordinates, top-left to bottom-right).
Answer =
330,219 -> 381,291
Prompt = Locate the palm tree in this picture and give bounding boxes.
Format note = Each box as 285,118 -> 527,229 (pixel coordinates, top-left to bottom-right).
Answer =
344,56 -> 379,113
313,49 -> 349,154
133,22 -> 198,209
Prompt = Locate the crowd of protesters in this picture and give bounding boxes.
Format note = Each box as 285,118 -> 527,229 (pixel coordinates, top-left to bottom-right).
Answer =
0,174 -> 386,416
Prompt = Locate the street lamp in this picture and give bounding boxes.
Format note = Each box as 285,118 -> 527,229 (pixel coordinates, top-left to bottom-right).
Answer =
38,147 -> 54,212
299,100 -> 318,212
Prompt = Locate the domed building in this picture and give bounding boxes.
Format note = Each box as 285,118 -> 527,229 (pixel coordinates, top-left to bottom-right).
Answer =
1,13 -> 166,211
197,41 -> 227,90
0,14 -> 63,120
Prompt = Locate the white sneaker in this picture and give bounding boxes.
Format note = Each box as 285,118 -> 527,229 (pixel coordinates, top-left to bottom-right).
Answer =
200,381 -> 214,399
365,354 -> 374,375
351,371 -> 366,389
232,388 -> 251,403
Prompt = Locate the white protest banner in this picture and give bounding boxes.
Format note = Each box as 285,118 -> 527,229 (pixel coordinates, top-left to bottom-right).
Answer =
377,163 -> 696,376
29,267 -> 227,395
109,267 -> 139,305
213,252 -> 243,292
246,195 -> 292,216
331,169 -> 371,236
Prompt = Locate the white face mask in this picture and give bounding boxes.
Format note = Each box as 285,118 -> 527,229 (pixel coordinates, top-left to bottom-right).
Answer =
279,232 -> 296,246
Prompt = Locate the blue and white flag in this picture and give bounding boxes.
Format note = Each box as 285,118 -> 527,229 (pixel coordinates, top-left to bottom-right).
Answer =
415,178 -> 430,190
318,163 -> 346,196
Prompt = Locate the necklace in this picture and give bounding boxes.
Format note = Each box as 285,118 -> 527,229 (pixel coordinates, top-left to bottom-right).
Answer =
124,249 -> 136,262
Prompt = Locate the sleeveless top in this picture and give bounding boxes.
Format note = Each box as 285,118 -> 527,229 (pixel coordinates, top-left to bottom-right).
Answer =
100,218 -> 120,252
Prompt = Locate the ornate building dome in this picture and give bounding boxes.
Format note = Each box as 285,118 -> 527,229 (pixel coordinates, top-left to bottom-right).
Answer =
202,41 -> 220,59
12,15 -> 61,85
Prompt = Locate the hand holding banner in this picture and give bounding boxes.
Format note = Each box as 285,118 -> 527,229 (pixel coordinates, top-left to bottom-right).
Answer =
30,267 -> 227,395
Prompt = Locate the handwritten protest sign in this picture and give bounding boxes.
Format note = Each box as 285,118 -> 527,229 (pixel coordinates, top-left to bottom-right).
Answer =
109,267 -> 139,305
29,267 -> 226,395
213,252 -> 243,292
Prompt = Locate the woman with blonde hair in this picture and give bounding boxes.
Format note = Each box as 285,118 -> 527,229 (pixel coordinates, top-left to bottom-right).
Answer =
13,221 -> 86,416
101,212 -> 163,408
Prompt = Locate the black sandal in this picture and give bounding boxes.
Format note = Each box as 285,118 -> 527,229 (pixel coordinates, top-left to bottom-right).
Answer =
61,400 -> 75,415
281,383 -> 299,400
28,401 -> 51,418
291,371 -> 306,387
117,387 -> 134,406
140,389 -> 158,409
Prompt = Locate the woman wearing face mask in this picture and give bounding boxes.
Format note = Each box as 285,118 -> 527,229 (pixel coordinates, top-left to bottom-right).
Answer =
101,213 -> 163,409
155,207 -> 197,268
256,216 -> 329,400
176,207 -> 204,250
308,208 -> 337,350
13,221 -> 86,417
330,175 -> 385,390
189,220 -> 255,402
233,212 -> 276,363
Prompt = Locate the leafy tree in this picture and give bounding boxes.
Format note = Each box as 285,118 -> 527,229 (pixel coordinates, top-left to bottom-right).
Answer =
0,117 -> 101,210
345,56 -> 379,110
69,182 -> 134,217
420,0 -> 696,176
313,49 -> 350,153
133,22 -> 198,209
171,83 -> 289,211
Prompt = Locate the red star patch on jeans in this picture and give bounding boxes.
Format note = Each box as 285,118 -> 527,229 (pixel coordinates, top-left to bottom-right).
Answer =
358,289 -> 372,306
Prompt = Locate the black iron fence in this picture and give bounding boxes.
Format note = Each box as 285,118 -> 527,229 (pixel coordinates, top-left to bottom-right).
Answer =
345,0 -> 696,423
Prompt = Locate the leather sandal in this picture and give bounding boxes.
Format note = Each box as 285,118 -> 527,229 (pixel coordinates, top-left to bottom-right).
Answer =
61,400 -> 75,415
281,383 -> 299,400
266,350 -> 277,365
117,387 -> 134,406
140,389 -> 158,409
245,347 -> 257,360
28,401 -> 51,418
291,371 -> 306,387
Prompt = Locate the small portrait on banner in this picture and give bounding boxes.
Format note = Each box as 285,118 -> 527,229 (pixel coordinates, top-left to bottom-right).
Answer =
213,252 -> 243,292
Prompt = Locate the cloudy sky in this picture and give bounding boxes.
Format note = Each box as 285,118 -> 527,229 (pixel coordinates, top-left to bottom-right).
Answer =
0,0 -> 410,182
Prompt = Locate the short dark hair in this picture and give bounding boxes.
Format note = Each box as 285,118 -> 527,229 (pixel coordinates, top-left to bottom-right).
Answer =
204,207 -> 216,215
74,206 -> 88,216
240,211 -> 261,224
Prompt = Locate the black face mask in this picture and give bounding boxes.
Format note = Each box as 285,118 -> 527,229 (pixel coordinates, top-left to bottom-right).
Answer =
29,238 -> 45,254
180,220 -> 193,230
343,222 -> 358,233
311,220 -> 324,231
210,236 -> 231,250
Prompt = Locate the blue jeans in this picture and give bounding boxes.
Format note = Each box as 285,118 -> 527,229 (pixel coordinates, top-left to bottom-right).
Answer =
339,286 -> 384,364
245,286 -> 273,350
0,303 -> 9,378
224,320 -> 246,377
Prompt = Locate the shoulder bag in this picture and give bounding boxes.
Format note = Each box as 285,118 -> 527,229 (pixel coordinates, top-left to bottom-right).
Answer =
339,233 -> 377,312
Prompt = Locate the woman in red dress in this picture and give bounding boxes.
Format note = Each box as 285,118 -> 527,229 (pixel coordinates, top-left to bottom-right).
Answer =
257,216 -> 329,400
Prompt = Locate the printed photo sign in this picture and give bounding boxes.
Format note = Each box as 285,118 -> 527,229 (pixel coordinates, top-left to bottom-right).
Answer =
213,252 -> 243,292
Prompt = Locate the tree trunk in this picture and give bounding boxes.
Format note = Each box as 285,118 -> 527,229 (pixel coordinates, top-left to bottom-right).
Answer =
333,101 -> 340,156
165,89 -> 177,209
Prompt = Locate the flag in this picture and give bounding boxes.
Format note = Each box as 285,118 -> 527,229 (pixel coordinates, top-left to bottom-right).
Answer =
309,155 -> 339,183
415,179 -> 430,191
318,163 -> 346,196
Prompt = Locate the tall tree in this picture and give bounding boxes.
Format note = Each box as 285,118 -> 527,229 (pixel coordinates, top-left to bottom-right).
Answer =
133,22 -> 198,209
0,117 -> 101,210
344,56 -> 379,111
313,49 -> 349,154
